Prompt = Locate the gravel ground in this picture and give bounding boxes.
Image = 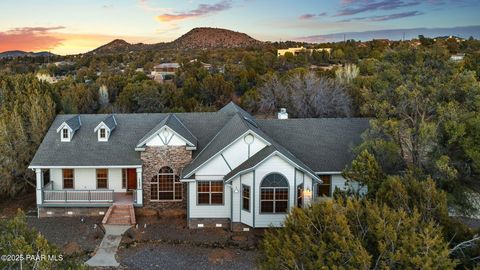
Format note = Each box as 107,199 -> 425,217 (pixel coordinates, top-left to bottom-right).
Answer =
118,242 -> 257,270
129,216 -> 263,249
26,216 -> 104,253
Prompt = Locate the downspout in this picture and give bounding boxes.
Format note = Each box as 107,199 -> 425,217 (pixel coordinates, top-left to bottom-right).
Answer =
294,168 -> 297,207
230,184 -> 233,231
187,182 -> 190,228
239,174 -> 242,224
252,170 -> 256,228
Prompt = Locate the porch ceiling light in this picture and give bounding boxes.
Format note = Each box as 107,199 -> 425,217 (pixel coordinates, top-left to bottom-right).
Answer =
244,134 -> 254,144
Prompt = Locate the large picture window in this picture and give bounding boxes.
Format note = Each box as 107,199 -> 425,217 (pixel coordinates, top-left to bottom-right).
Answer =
317,175 -> 331,197
242,185 -> 250,211
96,169 -> 108,189
151,167 -> 182,201
197,181 -> 224,205
260,173 -> 289,213
63,169 -> 74,189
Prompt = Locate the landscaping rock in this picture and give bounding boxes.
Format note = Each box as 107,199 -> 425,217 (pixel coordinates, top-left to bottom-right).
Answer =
63,241 -> 82,256
208,249 -> 235,264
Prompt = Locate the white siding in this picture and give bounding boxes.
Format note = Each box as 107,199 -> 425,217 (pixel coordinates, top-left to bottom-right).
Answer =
194,132 -> 267,177
145,127 -> 188,147
46,168 -> 126,192
188,181 -> 231,218
239,172 -> 254,226
254,155 -> 296,228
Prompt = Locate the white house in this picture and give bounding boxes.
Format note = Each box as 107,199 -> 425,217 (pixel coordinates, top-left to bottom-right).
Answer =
29,102 -> 369,230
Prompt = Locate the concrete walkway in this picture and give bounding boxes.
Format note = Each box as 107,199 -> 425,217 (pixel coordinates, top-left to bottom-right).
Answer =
85,224 -> 131,267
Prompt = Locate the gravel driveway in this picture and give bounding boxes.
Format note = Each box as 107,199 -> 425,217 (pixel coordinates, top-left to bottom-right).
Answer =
118,242 -> 257,270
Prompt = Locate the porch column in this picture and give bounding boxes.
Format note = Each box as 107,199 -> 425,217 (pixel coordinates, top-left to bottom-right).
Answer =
35,169 -> 43,205
136,167 -> 143,205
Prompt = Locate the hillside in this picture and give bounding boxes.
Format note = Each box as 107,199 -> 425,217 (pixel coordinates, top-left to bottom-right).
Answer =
0,50 -> 56,59
89,27 -> 261,54
171,27 -> 261,49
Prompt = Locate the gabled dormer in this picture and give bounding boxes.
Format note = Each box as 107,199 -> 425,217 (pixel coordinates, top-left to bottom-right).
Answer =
94,115 -> 117,142
56,115 -> 81,142
136,114 -> 197,150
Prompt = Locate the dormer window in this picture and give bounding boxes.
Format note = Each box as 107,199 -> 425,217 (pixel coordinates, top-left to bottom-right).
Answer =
100,128 -> 106,139
61,128 -> 70,142
98,127 -> 109,142
94,115 -> 117,142
56,115 -> 81,142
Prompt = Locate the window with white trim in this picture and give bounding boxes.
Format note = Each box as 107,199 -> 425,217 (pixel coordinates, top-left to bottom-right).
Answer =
61,128 -> 70,141
197,181 -> 223,205
96,169 -> 108,189
63,169 -> 74,189
260,173 -> 289,213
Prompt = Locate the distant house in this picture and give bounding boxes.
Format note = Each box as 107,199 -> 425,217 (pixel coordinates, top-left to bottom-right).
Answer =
450,53 -> 466,62
150,63 -> 180,83
29,103 -> 368,230
277,47 -> 332,57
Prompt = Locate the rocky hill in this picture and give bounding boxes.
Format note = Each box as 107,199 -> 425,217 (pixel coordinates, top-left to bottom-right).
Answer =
171,27 -> 261,49
89,27 -> 261,54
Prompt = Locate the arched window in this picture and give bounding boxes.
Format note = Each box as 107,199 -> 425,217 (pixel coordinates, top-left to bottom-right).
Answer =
151,166 -> 182,201
260,173 -> 289,213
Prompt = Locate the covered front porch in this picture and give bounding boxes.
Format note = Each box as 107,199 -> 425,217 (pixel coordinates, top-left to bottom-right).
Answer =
34,167 -> 144,207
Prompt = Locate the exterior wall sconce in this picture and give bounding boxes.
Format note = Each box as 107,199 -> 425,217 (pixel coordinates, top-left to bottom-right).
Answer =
234,186 -> 239,193
303,186 -> 312,197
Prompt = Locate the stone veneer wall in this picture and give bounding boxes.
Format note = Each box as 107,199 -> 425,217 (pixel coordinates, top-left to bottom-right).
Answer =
141,146 -> 192,211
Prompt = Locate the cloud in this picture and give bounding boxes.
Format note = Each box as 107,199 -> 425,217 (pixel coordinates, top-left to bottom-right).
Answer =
337,0 -> 421,16
0,26 -> 65,52
295,25 -> 480,43
299,13 -> 316,20
155,0 -> 232,22
340,11 -> 424,22
299,12 -> 328,20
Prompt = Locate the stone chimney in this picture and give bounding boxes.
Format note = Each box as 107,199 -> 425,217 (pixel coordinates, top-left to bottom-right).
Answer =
277,108 -> 288,119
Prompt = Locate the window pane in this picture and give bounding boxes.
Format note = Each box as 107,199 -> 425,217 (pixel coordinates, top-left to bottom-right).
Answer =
159,192 -> 173,200
317,184 -> 330,197
275,189 -> 288,200
210,181 -> 224,192
198,193 -> 210,204
97,179 -> 108,189
159,174 -> 173,191
63,169 -> 73,179
275,200 -> 288,213
320,175 -> 331,185
197,182 -> 210,192
211,193 -> 223,204
261,201 -> 274,213
243,197 -> 250,211
261,189 -> 274,200
63,179 -> 73,189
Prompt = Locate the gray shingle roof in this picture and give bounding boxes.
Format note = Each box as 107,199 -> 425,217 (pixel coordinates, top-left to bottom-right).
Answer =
256,118 -> 370,172
65,115 -> 81,132
30,112 -> 230,167
223,145 -> 276,181
102,115 -> 117,131
30,103 -> 369,175
137,114 -> 198,147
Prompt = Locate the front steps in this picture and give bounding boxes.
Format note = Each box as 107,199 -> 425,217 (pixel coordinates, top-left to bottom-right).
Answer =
102,204 -> 136,225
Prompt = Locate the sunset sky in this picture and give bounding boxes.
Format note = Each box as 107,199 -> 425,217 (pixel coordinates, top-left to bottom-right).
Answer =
1,0 -> 479,55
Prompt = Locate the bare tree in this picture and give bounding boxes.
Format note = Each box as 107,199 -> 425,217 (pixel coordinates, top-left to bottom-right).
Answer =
259,71 -> 351,118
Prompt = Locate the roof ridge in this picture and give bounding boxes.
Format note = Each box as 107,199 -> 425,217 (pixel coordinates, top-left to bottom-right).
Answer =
171,114 -> 198,142
182,114 -> 243,173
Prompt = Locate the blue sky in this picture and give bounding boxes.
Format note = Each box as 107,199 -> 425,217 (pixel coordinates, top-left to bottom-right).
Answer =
0,0 -> 479,54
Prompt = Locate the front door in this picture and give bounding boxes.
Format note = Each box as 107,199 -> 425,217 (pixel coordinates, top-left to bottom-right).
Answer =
127,169 -> 137,190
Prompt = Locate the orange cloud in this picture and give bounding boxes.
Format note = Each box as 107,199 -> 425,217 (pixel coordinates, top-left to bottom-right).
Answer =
0,26 -> 156,55
0,26 -> 65,52
155,0 -> 231,22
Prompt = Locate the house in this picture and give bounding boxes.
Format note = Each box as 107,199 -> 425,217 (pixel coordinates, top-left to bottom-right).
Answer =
29,102 -> 369,230
150,63 -> 180,83
277,47 -> 332,57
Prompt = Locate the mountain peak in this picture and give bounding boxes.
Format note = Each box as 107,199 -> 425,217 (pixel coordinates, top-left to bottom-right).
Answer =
173,27 -> 260,49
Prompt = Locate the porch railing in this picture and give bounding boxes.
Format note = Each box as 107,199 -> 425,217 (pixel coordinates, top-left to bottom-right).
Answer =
43,189 -> 114,203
